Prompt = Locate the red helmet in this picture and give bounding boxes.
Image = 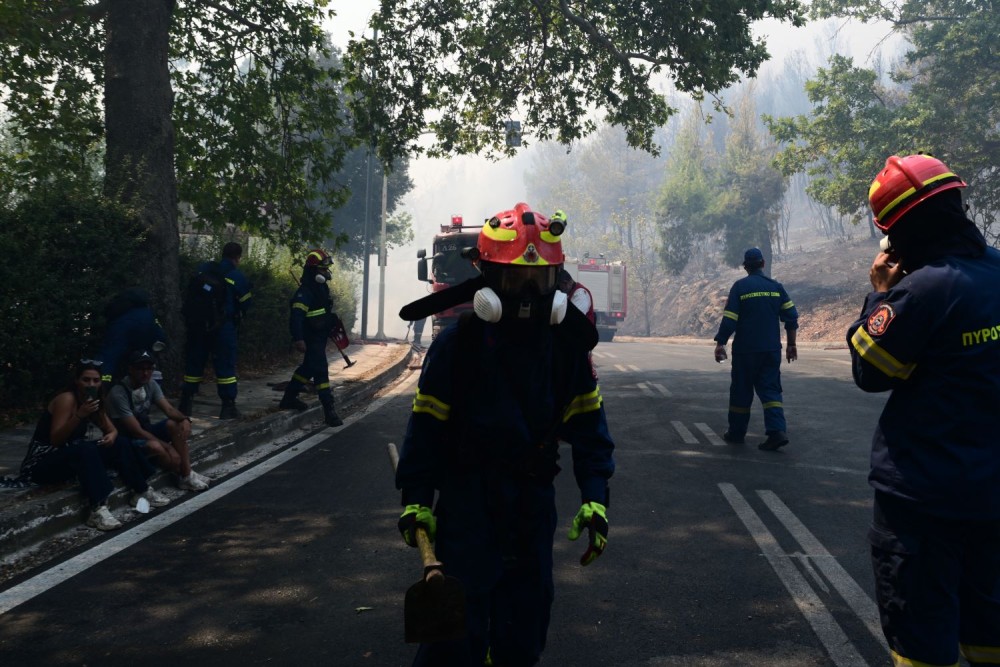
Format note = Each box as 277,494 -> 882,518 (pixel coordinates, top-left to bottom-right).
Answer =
305,249 -> 332,268
868,154 -> 966,231
477,202 -> 564,296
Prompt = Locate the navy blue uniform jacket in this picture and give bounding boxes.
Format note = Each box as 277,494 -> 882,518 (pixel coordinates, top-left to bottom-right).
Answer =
714,270 -> 798,352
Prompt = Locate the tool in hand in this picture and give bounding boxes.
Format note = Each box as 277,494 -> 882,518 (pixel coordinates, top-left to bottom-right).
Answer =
329,313 -> 356,368
387,442 -> 466,643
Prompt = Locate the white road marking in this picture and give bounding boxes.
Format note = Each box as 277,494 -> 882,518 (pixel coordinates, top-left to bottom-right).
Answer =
614,364 -> 628,372
720,483 -> 870,667
694,422 -> 725,447
650,382 -> 672,397
671,421 -> 698,445
0,374 -> 418,617
757,490 -> 887,650
637,382 -> 656,397
627,364 -> 641,372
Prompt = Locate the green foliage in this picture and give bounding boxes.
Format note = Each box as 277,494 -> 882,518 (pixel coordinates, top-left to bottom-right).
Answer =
0,187 -> 144,410
344,0 -> 806,163
768,1 -> 1000,240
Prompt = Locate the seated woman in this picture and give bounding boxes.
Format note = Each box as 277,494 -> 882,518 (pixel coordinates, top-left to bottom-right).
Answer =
19,359 -> 169,531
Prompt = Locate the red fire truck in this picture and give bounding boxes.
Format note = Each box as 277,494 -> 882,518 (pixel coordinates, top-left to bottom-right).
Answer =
565,255 -> 627,342
416,215 -> 482,337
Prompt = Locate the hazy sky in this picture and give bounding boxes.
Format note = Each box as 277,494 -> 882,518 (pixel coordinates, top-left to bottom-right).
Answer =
326,2 -> 895,339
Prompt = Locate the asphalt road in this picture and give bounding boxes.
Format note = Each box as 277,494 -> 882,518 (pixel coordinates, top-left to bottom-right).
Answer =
0,340 -> 895,667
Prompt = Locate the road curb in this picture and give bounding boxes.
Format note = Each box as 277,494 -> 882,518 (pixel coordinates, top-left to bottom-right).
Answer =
0,345 -> 414,562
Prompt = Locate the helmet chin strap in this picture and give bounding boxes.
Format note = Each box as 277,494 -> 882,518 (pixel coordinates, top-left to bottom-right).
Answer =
472,287 -> 567,325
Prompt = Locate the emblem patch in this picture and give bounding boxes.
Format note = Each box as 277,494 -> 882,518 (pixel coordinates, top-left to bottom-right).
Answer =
522,243 -> 539,263
867,303 -> 896,336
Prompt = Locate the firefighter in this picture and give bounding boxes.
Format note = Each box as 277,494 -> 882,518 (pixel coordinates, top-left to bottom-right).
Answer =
713,247 -> 799,450
278,249 -> 343,427
557,268 -> 595,324
180,242 -> 253,419
848,153 -> 1000,666
395,202 -> 615,667
96,287 -> 168,384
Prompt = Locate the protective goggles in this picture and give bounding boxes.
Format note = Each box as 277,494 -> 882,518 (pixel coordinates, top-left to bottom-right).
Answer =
486,264 -> 559,297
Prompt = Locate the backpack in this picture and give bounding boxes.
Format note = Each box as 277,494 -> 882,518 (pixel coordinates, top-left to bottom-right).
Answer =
183,262 -> 228,333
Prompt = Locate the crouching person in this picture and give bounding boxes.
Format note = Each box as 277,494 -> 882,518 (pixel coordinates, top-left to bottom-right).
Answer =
108,350 -> 210,493
19,359 -> 161,530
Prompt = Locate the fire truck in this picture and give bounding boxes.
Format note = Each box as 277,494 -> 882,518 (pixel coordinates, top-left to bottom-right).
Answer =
416,215 -> 482,337
565,255 -> 627,342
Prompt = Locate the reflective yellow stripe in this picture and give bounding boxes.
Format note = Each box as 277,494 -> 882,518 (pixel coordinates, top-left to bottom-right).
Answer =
225,277 -> 236,286
510,255 -> 554,265
723,310 -> 738,321
762,401 -> 782,409
728,405 -> 751,414
412,390 -> 450,421
216,376 -> 237,385
292,302 -> 309,312
539,229 -> 561,244
481,224 -> 517,242
876,170 -> 960,222
316,382 -> 330,390
960,643 -> 1000,664
306,308 -> 326,318
183,376 -> 203,384
781,301 -> 795,310
239,291 -> 252,302
850,327 -> 916,379
891,648 -> 958,667
292,373 -> 309,383
562,387 -> 602,422
101,374 -> 112,383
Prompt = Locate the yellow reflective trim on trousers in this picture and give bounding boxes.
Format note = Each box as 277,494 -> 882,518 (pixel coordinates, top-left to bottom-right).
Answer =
239,291 -> 252,302
891,648 -> 958,667
762,401 -> 782,409
723,310 -> 738,321
217,376 -> 237,385
851,327 -> 916,379
293,373 -> 309,383
781,301 -> 795,310
225,277 -> 236,286
316,382 -> 330,390
562,387 -> 602,422
729,405 -> 751,414
292,302 -> 309,312
306,308 -> 326,318
183,376 -> 203,384
412,391 -> 451,421
961,643 -> 1000,664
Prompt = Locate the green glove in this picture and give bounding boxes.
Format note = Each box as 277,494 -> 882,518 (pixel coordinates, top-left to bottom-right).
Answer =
398,504 -> 436,548
567,501 -> 608,566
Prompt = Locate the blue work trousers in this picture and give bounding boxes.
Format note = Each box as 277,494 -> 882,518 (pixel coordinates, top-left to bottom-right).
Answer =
30,438 -> 155,508
412,474 -> 556,667
727,350 -> 786,437
286,337 -> 333,409
183,321 -> 238,400
869,492 -> 1000,666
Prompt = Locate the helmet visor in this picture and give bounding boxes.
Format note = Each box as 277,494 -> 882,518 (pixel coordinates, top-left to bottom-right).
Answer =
486,264 -> 559,297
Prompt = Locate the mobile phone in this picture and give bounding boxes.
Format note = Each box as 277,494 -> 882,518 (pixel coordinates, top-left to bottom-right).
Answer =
84,386 -> 100,401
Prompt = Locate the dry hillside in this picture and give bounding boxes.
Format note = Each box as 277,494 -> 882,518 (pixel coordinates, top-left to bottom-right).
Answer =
619,235 -> 881,345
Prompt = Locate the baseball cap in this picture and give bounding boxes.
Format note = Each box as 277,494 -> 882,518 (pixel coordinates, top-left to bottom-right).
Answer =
743,248 -> 764,264
127,349 -> 155,366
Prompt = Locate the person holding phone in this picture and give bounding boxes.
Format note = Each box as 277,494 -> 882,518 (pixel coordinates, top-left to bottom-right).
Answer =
19,359 -> 163,530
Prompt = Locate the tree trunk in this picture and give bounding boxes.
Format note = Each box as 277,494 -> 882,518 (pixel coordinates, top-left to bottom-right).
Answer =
104,0 -> 182,391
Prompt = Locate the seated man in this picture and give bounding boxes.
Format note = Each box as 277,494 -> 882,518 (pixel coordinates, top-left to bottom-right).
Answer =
108,350 -> 210,492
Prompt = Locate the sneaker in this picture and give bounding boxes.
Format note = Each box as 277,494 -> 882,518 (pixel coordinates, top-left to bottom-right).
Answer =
279,395 -> 309,411
723,431 -> 745,444
87,505 -> 123,531
132,487 -> 171,507
179,473 -> 209,491
758,432 -> 790,451
189,469 -> 212,486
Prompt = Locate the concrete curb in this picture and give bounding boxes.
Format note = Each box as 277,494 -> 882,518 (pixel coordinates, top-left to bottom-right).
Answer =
0,345 -> 414,562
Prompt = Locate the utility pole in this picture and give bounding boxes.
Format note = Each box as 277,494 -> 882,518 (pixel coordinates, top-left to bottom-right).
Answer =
375,168 -> 388,339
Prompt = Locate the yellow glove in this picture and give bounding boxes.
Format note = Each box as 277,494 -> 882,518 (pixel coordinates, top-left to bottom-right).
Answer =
567,501 -> 607,566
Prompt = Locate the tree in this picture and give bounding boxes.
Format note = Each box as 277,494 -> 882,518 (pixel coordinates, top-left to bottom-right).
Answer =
767,1 -> 1000,241
344,0 -> 806,163
605,207 -> 664,336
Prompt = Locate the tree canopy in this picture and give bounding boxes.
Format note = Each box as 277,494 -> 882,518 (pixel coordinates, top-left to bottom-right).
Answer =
766,1 -> 1000,241
344,0 -> 805,163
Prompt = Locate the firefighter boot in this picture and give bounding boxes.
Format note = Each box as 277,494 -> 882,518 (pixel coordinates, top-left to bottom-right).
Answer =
279,389 -> 308,411
323,404 -> 343,428
219,399 -> 242,420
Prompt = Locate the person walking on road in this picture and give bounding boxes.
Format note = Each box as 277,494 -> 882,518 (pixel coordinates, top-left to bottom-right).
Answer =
395,202 -> 615,667
848,153 -> 1000,667
278,249 -> 343,427
713,247 -> 798,451
179,241 -> 253,420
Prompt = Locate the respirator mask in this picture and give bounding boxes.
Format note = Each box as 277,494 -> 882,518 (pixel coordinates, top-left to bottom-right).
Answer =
473,264 -> 566,325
